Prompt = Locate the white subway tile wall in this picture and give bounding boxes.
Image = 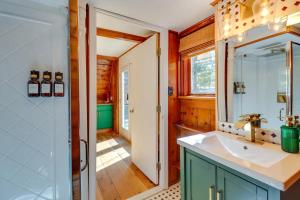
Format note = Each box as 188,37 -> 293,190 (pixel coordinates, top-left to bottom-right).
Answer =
0,1 -> 70,200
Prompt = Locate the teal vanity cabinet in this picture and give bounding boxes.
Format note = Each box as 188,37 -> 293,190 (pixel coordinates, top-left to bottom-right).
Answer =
217,168 -> 267,200
185,152 -> 216,200
180,147 -> 300,200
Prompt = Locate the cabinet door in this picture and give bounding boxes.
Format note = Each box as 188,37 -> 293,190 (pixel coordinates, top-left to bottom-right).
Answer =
185,152 -> 216,200
217,168 -> 268,200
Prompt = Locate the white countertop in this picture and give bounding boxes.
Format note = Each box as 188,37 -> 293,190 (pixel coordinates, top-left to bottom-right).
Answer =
177,131 -> 300,191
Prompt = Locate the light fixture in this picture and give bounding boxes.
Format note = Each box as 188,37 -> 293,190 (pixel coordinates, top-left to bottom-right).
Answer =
252,0 -> 271,24
268,16 -> 287,32
237,32 -> 246,42
287,11 -> 300,26
223,5 -> 231,36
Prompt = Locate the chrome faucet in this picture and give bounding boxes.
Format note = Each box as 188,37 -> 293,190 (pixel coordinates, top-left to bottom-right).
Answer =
235,114 -> 267,142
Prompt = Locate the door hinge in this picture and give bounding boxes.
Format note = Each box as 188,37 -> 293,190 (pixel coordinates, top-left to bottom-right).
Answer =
156,48 -> 161,56
156,105 -> 161,113
156,162 -> 161,171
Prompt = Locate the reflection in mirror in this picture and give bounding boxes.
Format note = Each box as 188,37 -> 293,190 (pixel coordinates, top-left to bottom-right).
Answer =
228,33 -> 300,131
233,43 -> 288,130
292,42 -> 300,116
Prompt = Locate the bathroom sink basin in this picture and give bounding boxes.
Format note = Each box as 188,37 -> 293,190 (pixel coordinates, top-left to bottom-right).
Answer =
193,133 -> 288,168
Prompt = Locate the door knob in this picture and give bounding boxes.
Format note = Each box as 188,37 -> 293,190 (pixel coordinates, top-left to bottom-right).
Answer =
130,108 -> 134,113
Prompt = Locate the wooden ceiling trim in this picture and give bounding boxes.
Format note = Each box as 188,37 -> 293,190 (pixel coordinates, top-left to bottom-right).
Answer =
179,15 -> 215,39
97,28 -> 147,43
210,0 -> 220,6
97,54 -> 118,61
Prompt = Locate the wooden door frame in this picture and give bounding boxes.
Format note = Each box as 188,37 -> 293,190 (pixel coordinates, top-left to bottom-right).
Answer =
88,5 -> 170,199
71,3 -> 170,199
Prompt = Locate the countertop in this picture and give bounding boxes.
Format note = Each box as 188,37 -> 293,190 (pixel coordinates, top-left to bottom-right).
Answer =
97,103 -> 113,105
177,131 -> 300,191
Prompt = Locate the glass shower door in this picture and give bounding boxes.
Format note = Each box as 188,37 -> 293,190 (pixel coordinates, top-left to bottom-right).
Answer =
292,42 -> 300,115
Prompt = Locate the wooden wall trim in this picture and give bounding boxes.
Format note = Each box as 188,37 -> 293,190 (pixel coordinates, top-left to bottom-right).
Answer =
179,15 -> 215,39
210,0 -> 220,6
97,28 -> 147,43
69,0 -> 81,199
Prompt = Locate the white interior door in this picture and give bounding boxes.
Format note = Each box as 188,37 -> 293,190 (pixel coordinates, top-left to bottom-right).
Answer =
130,34 -> 159,184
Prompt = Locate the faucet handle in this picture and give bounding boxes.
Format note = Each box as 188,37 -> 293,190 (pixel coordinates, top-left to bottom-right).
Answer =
234,120 -> 248,129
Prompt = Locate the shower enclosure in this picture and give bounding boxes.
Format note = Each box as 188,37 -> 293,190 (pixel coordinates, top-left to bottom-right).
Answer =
231,35 -> 300,130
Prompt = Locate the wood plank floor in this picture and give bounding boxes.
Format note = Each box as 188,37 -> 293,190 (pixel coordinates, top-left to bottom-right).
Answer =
96,132 -> 155,200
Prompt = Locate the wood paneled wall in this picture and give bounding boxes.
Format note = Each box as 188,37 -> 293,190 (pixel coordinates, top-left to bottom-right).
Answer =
97,58 -> 119,132
97,59 -> 113,103
179,98 -> 216,131
167,16 -> 216,186
168,31 -> 180,186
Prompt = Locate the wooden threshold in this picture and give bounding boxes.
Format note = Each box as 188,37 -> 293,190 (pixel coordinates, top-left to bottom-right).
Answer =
97,28 -> 147,43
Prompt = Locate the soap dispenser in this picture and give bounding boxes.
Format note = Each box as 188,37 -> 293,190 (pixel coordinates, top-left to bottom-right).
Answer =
281,116 -> 300,153
27,70 -> 40,97
41,71 -> 52,97
54,72 -> 64,97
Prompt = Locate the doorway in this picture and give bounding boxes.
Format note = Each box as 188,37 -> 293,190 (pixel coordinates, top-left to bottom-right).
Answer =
80,6 -> 169,200
93,11 -> 160,200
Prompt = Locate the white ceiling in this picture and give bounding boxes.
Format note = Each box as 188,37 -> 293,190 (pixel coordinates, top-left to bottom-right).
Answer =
97,37 -> 138,57
91,0 -> 214,32
97,13 -> 155,37
29,0 -> 68,7
96,12 -> 154,57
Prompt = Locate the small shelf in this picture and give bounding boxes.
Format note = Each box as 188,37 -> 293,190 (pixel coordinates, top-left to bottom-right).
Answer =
174,123 -> 205,133
178,96 -> 215,100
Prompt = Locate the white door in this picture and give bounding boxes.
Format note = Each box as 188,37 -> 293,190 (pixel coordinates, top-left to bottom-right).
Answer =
130,34 -> 159,184
119,65 -> 130,140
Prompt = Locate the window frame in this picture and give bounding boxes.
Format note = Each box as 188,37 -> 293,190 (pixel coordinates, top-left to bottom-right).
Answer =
188,47 -> 216,97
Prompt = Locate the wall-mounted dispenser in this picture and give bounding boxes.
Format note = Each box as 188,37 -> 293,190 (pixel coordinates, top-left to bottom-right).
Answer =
234,81 -> 246,94
27,70 -> 40,97
41,71 -> 52,97
54,72 -> 64,97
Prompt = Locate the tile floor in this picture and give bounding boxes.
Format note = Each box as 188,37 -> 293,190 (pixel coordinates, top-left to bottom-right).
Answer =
146,183 -> 181,200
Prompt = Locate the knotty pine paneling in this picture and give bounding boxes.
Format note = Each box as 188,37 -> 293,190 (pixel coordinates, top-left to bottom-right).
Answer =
168,31 -> 180,186
97,59 -> 119,132
179,98 -> 216,131
97,60 -> 113,102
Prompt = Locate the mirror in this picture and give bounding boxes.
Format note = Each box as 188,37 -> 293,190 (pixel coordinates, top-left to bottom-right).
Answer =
228,33 -> 300,130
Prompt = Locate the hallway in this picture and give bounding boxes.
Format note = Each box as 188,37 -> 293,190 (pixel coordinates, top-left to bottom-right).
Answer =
96,133 -> 155,200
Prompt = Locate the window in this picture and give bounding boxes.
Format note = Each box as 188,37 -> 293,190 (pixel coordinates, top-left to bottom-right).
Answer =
190,50 -> 215,94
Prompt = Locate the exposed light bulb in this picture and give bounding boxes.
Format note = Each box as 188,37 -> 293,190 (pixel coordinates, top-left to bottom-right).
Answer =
273,24 -> 280,31
237,32 -> 246,42
260,7 -> 269,17
224,23 -> 230,32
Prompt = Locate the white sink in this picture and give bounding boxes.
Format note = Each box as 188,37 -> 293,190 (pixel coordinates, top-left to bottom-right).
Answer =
192,133 -> 288,168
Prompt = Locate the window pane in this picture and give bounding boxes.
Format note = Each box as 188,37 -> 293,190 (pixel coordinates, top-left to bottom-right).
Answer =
191,50 -> 215,94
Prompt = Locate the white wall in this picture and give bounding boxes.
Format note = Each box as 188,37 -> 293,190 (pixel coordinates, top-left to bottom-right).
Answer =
0,1 -> 71,199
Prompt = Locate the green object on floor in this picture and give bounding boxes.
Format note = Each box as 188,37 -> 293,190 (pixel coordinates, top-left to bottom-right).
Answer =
97,104 -> 113,130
